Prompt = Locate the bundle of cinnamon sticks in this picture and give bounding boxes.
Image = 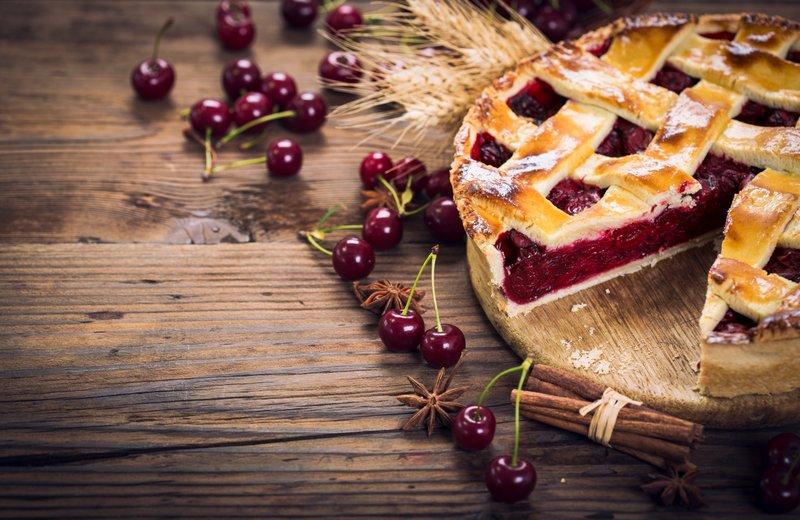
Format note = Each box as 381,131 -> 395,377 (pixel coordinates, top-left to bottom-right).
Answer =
512,364 -> 704,469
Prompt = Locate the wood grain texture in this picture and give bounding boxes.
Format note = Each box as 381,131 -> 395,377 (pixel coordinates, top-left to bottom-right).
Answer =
1,0 -> 799,518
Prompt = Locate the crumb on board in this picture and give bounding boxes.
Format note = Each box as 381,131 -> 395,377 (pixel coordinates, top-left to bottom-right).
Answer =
588,326 -> 596,336
560,478 -> 567,484
570,303 -> 588,312
569,347 -> 610,374
604,288 -> 611,294
560,338 -> 573,349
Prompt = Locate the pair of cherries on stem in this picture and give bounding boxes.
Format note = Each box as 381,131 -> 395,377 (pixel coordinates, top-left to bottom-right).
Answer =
452,358 -> 537,503
758,432 -> 800,513
378,246 -> 466,369
217,0 -> 255,50
281,0 -> 363,34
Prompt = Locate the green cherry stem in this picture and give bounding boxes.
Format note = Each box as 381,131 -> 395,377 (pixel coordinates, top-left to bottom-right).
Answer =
401,247 -> 437,316
305,233 -> 332,256
202,128 -> 213,181
430,245 -> 443,332
475,365 -> 524,421
212,156 -> 264,174
321,0 -> 346,12
301,206 -> 363,256
377,176 -> 404,214
152,18 -> 174,64
219,110 -> 297,146
512,357 -> 534,467
179,107 -> 190,119
781,450 -> 800,486
318,224 -> 362,233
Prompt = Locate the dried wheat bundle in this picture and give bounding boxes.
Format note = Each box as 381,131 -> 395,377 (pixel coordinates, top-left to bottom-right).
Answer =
327,0 -> 550,151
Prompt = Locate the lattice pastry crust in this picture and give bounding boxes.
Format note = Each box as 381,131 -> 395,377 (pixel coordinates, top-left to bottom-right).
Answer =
451,13 -> 800,397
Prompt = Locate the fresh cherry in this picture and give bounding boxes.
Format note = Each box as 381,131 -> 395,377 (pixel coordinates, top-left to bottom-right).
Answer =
233,91 -> 273,134
190,98 -> 232,137
362,207 -> 403,251
131,18 -> 175,100
360,151 -> 394,188
319,51 -> 363,85
332,237 -> 375,280
424,197 -> 465,243
280,0 -> 318,29
485,455 -> 537,503
267,138 -> 303,177
216,0 -> 251,21
326,4 -> 363,36
767,433 -> 800,468
222,58 -> 262,100
453,405 -> 496,451
379,309 -> 425,352
283,92 -> 328,133
421,323 -> 465,369
262,72 -> 297,107
534,5 -> 570,42
217,12 -> 256,50
757,465 -> 800,514
424,168 -> 453,199
387,156 -> 427,192
509,0 -> 540,22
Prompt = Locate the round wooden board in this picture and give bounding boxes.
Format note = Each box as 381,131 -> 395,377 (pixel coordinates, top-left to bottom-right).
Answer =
467,238 -> 800,428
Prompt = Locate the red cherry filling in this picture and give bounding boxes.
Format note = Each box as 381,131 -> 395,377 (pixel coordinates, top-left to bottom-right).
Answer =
587,37 -> 612,58
735,100 -> 800,128
764,247 -> 800,283
650,64 -> 698,94
700,31 -> 736,41
789,51 -> 800,64
546,178 -> 605,216
507,79 -> 566,125
496,154 -> 759,305
471,132 -> 513,167
713,309 -> 756,335
595,118 -> 654,157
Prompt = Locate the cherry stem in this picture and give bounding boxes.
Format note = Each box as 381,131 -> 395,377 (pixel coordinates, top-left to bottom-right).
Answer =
402,248 -> 436,316
317,205 -> 341,229
152,18 -> 174,63
212,156 -> 265,174
318,224 -> 363,233
512,357 -> 534,467
203,128 -> 213,181
781,450 -> 800,486
240,128 -> 270,150
430,245 -> 442,332
404,203 -> 429,216
321,0 -> 346,13
179,108 -> 190,119
219,110 -> 297,145
475,365 -> 524,421
305,233 -> 332,256
377,176 -> 404,215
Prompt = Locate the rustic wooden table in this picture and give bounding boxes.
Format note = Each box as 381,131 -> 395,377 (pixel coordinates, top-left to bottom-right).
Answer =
1,1 -> 799,518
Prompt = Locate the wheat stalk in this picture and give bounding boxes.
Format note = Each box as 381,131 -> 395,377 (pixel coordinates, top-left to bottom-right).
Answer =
327,0 -> 550,151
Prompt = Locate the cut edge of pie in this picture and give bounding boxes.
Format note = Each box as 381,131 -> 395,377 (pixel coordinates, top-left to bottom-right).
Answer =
451,12 -> 800,398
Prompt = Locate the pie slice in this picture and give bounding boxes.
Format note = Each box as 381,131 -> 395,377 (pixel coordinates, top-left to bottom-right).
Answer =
451,13 -> 800,397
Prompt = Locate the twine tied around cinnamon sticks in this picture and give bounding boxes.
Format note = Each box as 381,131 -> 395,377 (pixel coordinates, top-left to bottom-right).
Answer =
512,363 -> 704,470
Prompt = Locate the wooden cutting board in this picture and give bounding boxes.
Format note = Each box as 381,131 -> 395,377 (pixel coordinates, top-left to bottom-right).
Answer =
467,238 -> 800,428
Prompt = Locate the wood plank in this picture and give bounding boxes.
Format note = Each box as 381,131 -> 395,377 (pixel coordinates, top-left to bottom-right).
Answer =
0,242 -> 792,517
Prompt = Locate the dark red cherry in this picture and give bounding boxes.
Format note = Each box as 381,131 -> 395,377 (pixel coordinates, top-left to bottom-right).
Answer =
534,5 -> 570,41
378,309 -> 425,352
453,405 -> 496,451
216,0 -> 251,21
424,168 -> 453,199
233,91 -> 273,134
332,237 -> 375,280
283,92 -> 328,133
387,156 -> 427,192
510,0 -> 541,22
281,0 -> 318,29
319,51 -> 363,85
190,98 -> 232,137
326,4 -> 363,36
485,455 -> 537,503
267,138 -> 303,177
362,207 -> 403,251
757,465 -> 800,514
360,151 -> 394,188
420,324 -> 465,369
131,58 -> 175,100
262,71 -> 297,107
222,58 -> 262,100
131,18 -> 175,100
217,13 -> 255,50
424,197 -> 465,243
556,0 -> 577,24
766,433 -> 800,468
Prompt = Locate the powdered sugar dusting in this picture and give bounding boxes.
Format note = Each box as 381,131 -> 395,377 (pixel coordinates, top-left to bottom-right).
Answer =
571,303 -> 588,312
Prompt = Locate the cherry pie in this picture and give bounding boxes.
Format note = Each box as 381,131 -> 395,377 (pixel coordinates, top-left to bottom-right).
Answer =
451,13 -> 800,398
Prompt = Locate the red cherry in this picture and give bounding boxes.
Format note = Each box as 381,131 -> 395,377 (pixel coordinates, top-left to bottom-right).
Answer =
767,433 -> 800,468
485,455 -> 537,502
509,0 -> 541,21
281,0 -> 318,29
130,19 -> 175,100
222,58 -> 262,100
360,151 -> 393,188
420,324 -> 465,368
217,13 -> 255,50
233,92 -> 273,134
378,309 -> 425,352
190,98 -> 232,137
262,72 -> 297,108
319,51 -> 363,85
534,6 -> 570,41
326,4 -> 363,36
267,138 -> 303,177
387,156 -> 427,192
556,0 -> 577,24
424,197 -> 465,243
452,405 -> 496,451
332,237 -> 375,280
362,207 -> 403,251
216,0 -> 251,21
424,168 -> 453,199
283,92 -> 328,133
757,465 -> 800,514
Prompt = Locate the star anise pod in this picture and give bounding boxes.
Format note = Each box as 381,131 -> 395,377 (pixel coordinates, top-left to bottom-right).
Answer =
641,463 -> 706,509
353,280 -> 426,315
396,353 -> 468,436
361,187 -> 398,213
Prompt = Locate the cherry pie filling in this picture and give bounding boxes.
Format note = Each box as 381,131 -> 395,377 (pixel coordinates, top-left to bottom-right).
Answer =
507,79 -> 567,124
